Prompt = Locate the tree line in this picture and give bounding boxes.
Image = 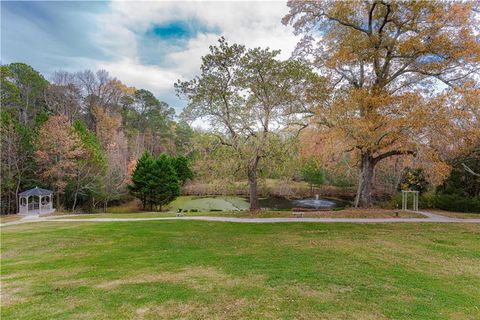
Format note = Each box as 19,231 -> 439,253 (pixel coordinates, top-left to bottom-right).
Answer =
1,63 -> 194,213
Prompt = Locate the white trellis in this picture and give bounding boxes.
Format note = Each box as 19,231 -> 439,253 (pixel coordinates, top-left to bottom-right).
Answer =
402,190 -> 419,211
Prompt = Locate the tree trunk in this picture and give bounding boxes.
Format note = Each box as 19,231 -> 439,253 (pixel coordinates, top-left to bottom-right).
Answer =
56,189 -> 60,210
15,177 -> 21,214
72,174 -> 80,212
354,151 -> 375,208
247,157 -> 260,211
72,192 -> 78,212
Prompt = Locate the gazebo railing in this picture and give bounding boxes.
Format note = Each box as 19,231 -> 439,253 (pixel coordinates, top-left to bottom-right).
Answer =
28,202 -> 40,210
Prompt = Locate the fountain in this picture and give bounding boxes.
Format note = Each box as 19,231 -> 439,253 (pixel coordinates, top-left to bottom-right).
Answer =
292,194 -> 340,210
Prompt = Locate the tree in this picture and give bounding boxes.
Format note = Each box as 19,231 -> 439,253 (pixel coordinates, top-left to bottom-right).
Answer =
0,66 -> 20,110
136,90 -> 176,155
35,115 -> 86,209
0,112 -> 36,214
176,37 -> 320,210
173,155 -> 194,185
128,151 -> 153,209
283,1 -> 480,207
149,154 -> 180,211
5,63 -> 49,125
69,121 -> 107,211
300,159 -> 325,194
438,144 -> 480,198
127,152 -> 180,210
174,120 -> 194,155
45,71 -> 83,122
399,168 -> 429,194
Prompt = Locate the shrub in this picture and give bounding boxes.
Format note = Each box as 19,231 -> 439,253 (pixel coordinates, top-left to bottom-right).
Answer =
382,192 -> 480,213
431,194 -> 480,213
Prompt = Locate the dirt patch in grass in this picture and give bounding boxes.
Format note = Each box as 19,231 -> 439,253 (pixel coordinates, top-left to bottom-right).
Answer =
136,299 -> 246,320
0,287 -> 27,307
95,266 -> 261,290
0,215 -> 22,224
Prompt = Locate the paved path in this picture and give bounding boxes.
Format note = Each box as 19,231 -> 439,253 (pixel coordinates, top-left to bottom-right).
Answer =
1,211 -> 480,227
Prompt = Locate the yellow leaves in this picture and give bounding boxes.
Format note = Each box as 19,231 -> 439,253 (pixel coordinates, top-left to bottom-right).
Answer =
107,79 -> 136,96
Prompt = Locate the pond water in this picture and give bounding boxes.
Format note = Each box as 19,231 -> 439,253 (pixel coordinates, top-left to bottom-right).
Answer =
259,196 -> 349,210
171,195 -> 350,212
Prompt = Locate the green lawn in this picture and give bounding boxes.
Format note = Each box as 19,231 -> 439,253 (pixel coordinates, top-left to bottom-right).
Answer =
52,208 -> 424,220
1,221 -> 479,319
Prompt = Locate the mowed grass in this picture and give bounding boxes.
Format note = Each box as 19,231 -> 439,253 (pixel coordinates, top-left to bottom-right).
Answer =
1,221 -> 479,319
55,208 -> 424,220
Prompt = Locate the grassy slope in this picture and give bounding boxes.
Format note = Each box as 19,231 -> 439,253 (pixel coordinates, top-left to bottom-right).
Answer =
1,221 -> 479,319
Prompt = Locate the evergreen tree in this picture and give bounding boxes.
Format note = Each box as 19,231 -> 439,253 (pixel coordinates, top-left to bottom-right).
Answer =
173,155 -> 193,185
149,154 -> 180,211
300,159 -> 325,194
128,151 -> 153,209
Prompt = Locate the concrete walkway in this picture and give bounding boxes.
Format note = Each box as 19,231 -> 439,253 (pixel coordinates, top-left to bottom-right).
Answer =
1,211 -> 480,227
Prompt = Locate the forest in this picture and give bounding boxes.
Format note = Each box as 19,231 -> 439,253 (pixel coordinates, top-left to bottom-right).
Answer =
1,1 -> 480,214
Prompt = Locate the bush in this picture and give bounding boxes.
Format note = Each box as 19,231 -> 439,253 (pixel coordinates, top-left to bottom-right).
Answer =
382,192 -> 480,213
431,194 -> 480,213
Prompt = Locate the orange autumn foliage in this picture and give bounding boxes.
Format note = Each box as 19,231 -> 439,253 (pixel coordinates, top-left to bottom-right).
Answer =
35,116 -> 86,195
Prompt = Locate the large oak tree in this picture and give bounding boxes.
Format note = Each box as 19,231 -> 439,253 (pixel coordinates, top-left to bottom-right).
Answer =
283,0 -> 480,207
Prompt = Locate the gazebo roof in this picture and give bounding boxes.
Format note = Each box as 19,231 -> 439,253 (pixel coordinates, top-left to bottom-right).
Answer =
19,187 -> 52,197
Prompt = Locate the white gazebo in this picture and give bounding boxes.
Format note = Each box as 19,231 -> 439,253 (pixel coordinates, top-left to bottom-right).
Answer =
18,187 -> 55,215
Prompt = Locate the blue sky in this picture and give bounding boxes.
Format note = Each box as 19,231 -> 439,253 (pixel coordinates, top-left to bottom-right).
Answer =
1,1 -> 298,112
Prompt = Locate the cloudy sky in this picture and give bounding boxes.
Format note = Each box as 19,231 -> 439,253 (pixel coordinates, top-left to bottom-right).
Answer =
1,0 -> 299,112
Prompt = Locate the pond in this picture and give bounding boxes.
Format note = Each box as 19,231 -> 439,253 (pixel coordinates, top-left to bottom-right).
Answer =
170,195 -> 350,212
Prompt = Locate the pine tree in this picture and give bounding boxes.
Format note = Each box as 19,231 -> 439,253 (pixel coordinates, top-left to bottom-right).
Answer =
149,154 -> 180,211
128,151 -> 153,209
173,155 -> 193,185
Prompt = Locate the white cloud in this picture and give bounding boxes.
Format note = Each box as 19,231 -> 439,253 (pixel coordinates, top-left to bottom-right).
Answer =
93,0 -> 299,109
97,57 -> 179,92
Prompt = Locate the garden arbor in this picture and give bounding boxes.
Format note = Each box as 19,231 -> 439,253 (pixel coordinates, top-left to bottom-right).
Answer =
18,187 -> 55,215
402,190 -> 419,212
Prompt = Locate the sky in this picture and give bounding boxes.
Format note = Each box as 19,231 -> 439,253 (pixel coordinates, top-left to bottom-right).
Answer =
1,0 -> 299,113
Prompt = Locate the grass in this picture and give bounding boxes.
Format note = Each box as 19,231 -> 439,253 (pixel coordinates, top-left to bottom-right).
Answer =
48,208 -> 425,220
428,210 -> 480,219
1,221 -> 479,319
